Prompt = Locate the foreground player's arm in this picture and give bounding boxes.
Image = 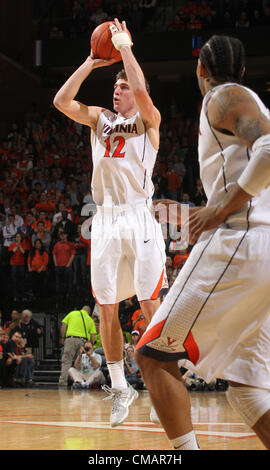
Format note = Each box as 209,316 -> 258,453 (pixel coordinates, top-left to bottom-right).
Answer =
208,85 -> 270,195
187,86 -> 270,243
53,55 -> 115,128
111,19 -> 160,135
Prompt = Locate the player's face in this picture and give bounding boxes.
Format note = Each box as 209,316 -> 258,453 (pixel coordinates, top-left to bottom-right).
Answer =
113,79 -> 136,116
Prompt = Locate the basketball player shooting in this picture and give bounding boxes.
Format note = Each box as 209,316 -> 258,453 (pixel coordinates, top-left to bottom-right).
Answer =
136,35 -> 270,450
53,18 -> 167,427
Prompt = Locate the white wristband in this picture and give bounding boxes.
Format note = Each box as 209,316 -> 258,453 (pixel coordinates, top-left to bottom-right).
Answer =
111,31 -> 132,51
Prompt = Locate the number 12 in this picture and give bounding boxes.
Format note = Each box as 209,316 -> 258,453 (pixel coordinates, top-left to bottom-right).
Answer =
104,136 -> 126,158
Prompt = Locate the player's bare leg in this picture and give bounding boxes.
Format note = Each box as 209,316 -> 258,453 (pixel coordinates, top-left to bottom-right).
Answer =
252,410 -> 270,449
99,303 -> 123,361
99,303 -> 138,426
136,353 -> 199,449
139,298 -> 160,324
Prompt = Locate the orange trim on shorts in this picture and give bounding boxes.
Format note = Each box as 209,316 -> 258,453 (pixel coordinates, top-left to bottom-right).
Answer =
91,286 -> 101,305
136,319 -> 166,350
150,269 -> 164,300
184,331 -> 199,365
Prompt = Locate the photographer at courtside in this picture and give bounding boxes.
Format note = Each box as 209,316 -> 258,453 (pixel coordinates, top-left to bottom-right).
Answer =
68,341 -> 105,389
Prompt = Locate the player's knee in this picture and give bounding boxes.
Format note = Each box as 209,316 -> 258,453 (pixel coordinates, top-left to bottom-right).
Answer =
226,385 -> 270,428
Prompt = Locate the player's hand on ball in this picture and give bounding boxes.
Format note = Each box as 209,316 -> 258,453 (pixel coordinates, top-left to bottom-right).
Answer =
87,51 -> 117,69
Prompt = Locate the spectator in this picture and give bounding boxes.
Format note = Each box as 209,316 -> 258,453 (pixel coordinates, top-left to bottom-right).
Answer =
27,239 -> 49,299
14,337 -> 35,386
52,202 -> 72,224
58,305 -> 97,387
124,344 -> 144,389
2,215 -> 17,263
52,231 -> 76,304
32,210 -> 52,232
130,330 -> 140,347
3,310 -> 21,334
131,309 -> 147,337
10,309 -> 42,363
52,209 -> 76,241
31,221 -> 51,252
164,161 -> 181,200
181,193 -> 195,207
8,233 -> 27,302
17,211 -> 35,252
1,331 -> 23,387
10,205 -> 24,229
35,192 -> 55,213
68,341 -> 105,389
235,10 -> 250,28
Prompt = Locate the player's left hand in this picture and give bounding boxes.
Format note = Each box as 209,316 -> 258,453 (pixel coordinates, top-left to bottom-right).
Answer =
88,51 -> 117,68
186,205 -> 225,244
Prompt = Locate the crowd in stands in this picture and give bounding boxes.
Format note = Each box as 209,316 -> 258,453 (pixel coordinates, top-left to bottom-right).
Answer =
0,309 -> 42,388
35,0 -> 270,39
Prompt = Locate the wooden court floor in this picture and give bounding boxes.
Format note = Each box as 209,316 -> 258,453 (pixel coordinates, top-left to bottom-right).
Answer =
0,388 -> 265,451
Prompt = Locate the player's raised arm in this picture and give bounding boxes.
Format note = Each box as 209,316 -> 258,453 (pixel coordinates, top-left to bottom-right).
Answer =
110,19 -> 161,135
53,54 -> 115,129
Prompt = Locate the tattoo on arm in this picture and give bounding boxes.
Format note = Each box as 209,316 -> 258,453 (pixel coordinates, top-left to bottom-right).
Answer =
212,86 -> 270,147
233,117 -> 262,145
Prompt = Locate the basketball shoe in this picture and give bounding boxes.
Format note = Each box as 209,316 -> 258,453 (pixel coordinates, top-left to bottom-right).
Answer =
102,383 -> 139,427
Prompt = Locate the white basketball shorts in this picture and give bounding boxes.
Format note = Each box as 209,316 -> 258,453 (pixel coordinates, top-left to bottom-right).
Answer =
91,203 -> 168,305
137,225 -> 270,389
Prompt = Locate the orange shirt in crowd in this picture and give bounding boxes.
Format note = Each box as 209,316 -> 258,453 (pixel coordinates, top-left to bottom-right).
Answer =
8,240 -> 28,265
166,171 -> 181,191
132,309 -> 147,337
28,249 -> 49,271
173,253 -> 189,269
32,219 -> 52,232
52,241 -> 76,266
35,202 -> 55,213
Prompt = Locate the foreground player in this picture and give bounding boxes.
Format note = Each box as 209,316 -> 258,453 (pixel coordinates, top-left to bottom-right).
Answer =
136,35 -> 270,450
53,19 -> 167,426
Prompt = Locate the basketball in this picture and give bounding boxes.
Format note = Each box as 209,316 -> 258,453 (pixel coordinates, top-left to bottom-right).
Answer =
90,21 -> 132,62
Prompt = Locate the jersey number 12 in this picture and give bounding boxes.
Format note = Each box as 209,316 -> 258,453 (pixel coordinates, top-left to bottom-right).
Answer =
104,136 -> 126,158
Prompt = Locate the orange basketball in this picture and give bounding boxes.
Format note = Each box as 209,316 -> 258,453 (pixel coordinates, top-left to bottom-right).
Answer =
90,21 -> 132,62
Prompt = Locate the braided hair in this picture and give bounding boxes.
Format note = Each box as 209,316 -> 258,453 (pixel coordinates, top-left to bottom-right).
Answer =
199,35 -> 245,84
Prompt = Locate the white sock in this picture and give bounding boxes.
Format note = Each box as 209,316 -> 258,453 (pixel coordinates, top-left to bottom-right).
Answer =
171,430 -> 200,450
107,360 -> 127,390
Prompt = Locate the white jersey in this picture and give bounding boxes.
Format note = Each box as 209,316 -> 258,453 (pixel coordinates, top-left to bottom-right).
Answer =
199,83 -> 270,228
91,110 -> 157,206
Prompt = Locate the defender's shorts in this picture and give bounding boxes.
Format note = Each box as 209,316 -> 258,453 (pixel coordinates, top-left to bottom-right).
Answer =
137,226 -> 270,389
91,203 -> 168,305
